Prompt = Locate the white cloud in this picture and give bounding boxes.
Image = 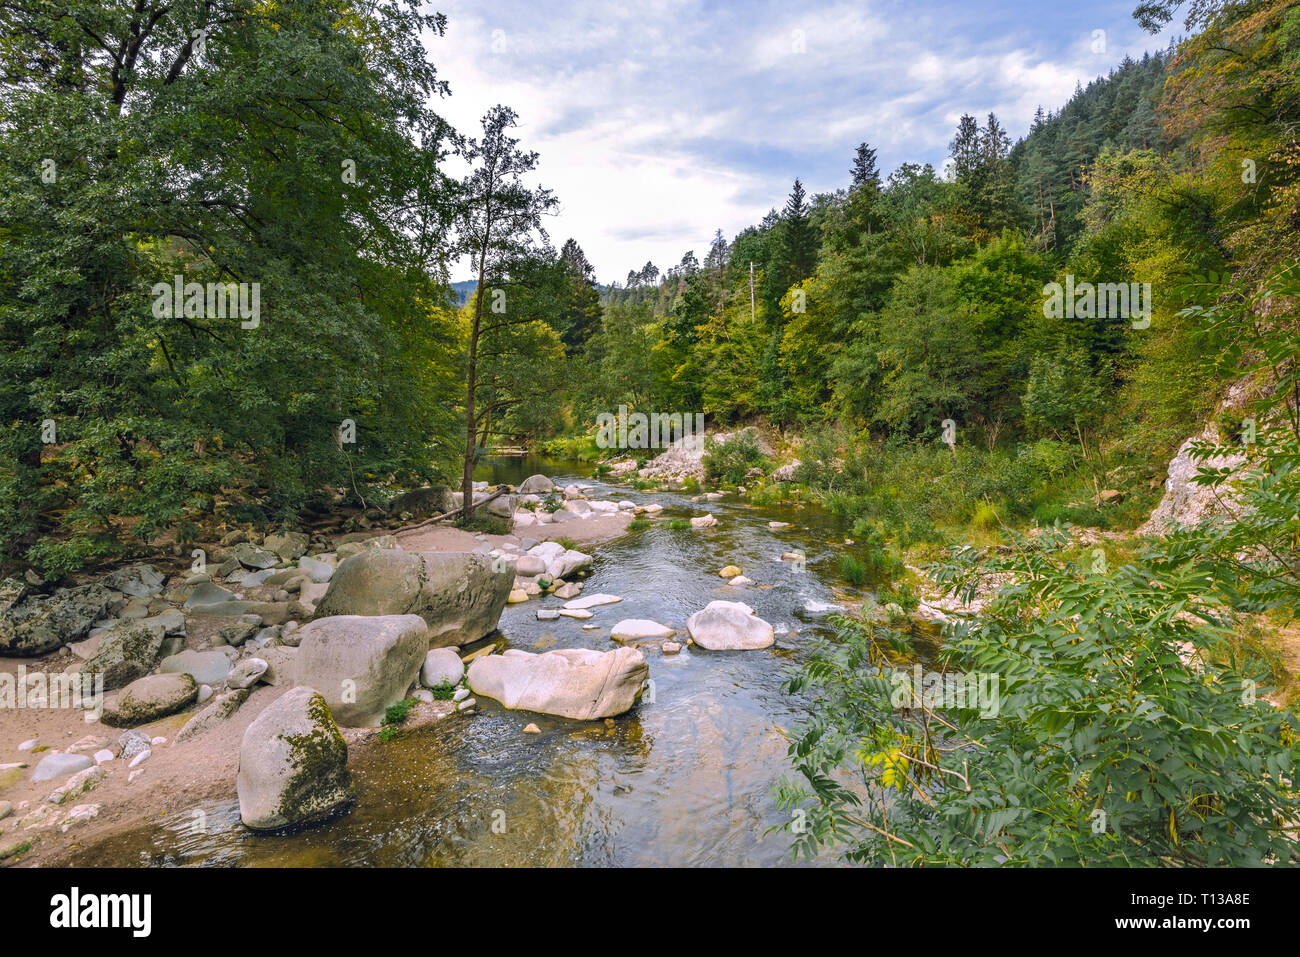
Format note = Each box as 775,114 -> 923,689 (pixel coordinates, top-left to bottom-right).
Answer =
426,0 -> 1177,281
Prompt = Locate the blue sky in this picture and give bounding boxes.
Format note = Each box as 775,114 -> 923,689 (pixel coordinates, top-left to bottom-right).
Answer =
427,0 -> 1180,283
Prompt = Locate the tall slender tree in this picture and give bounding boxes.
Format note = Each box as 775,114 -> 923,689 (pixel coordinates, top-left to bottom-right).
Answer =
455,105 -> 557,521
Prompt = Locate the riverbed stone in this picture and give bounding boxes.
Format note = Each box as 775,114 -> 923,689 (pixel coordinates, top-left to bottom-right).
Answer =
184,582 -> 237,608
686,600 -> 775,650
467,647 -> 648,720
263,530 -> 309,563
563,593 -> 622,610
690,514 -> 719,528
610,620 -> 676,644
80,619 -> 167,690
101,564 -> 166,598
292,614 -> 428,726
389,485 -> 456,519
0,584 -> 116,657
160,649 -> 233,685
421,648 -> 465,688
102,673 -> 199,727
228,657 -> 268,690
526,542 -> 593,580
236,686 -> 354,831
313,550 -> 513,649
518,474 -> 554,494
178,689 -> 250,741
298,556 -> 334,583
233,542 -> 279,570
31,752 -> 93,783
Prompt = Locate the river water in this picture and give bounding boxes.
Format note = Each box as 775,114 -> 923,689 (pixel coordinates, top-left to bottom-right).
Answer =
79,457 -> 867,866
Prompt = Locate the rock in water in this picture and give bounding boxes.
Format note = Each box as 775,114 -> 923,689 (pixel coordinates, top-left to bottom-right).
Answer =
102,673 -> 198,727
518,474 -> 554,494
467,647 -> 648,720
313,550 -> 512,648
0,584 -> 116,657
610,620 -> 676,644
80,620 -> 167,689
236,687 -> 354,831
292,614 -> 428,726
685,600 -> 775,650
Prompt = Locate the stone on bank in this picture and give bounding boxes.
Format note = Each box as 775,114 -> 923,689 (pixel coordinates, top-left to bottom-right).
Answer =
236,686 -> 354,831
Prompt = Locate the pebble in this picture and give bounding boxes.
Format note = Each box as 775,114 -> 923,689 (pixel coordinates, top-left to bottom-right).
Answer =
128,750 -> 151,769
92,750 -> 114,765
17,739 -> 37,752
453,688 -> 470,702
523,723 -> 541,734
457,697 -> 476,712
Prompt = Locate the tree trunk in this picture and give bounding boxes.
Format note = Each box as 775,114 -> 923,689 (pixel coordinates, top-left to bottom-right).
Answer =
462,249 -> 489,523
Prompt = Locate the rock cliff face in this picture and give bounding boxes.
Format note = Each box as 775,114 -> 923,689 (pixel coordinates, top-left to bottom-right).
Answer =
1139,381 -> 1253,535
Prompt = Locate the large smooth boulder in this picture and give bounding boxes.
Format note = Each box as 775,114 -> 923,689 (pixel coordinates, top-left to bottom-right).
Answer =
102,673 -> 198,727
80,620 -> 167,689
518,474 -> 554,494
314,550 -> 512,648
0,584 -> 116,657
467,647 -> 648,720
292,614 -> 428,726
160,649 -> 233,685
421,648 -> 465,688
685,600 -> 774,650
236,687 -> 354,831
389,485 -> 455,519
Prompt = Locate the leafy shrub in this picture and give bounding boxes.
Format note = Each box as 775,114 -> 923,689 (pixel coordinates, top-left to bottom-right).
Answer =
775,527 -> 1300,865
702,431 -> 769,485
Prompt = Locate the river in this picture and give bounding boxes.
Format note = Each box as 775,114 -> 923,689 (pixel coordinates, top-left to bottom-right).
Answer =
77,457 -> 867,866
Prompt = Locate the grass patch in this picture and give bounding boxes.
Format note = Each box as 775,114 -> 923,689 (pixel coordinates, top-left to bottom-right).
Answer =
628,519 -> 650,530
379,697 -> 417,742
456,513 -> 509,535
839,553 -> 868,586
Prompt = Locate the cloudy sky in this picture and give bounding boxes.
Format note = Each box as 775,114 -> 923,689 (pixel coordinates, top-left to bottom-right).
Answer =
425,0 -> 1179,283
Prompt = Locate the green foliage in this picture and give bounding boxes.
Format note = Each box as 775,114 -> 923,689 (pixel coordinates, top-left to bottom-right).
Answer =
427,682 -> 457,701
776,526 -> 1300,865
0,0 -> 461,574
702,431 -> 769,484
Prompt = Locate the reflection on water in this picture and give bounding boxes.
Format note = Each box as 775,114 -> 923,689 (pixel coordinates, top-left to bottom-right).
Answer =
82,457 -> 866,866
